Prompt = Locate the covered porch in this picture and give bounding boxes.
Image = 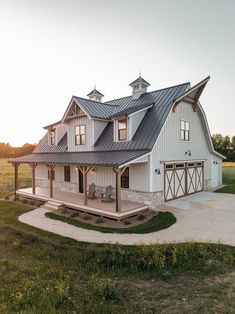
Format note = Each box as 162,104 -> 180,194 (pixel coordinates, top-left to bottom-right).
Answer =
17,187 -> 148,220
9,150 -> 150,219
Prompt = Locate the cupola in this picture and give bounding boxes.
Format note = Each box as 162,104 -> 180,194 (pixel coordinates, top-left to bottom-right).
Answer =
87,86 -> 104,102
129,74 -> 150,99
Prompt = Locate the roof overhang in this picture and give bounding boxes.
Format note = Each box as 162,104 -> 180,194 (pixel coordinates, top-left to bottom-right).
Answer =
43,120 -> 62,130
172,76 -> 210,112
8,150 -> 150,168
111,103 -> 153,119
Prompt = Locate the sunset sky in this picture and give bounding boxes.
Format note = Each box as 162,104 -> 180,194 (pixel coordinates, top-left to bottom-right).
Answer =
0,0 -> 234,146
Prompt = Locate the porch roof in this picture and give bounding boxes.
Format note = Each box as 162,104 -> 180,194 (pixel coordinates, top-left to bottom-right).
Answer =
9,150 -> 150,167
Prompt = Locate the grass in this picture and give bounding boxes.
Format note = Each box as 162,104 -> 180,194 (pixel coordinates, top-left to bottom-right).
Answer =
216,162 -> 235,194
0,158 -> 31,198
46,211 -> 176,233
0,200 -> 235,312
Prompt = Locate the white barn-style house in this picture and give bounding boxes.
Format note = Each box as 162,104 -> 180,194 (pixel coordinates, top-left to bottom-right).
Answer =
10,75 -> 224,218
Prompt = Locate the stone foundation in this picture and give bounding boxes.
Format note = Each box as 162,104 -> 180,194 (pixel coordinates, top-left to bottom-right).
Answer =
121,189 -> 164,209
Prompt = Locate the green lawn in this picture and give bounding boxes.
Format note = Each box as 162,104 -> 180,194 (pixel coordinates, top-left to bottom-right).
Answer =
46,211 -> 176,233
0,200 -> 235,313
216,162 -> 235,194
0,158 -> 31,198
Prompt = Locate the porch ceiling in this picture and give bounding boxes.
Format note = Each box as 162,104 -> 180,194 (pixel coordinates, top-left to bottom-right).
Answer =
8,150 -> 150,167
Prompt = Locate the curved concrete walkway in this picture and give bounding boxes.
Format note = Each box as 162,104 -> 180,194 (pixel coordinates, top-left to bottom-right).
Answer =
18,192 -> 235,246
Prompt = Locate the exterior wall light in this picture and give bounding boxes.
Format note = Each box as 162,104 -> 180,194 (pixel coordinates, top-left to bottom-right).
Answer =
155,168 -> 161,174
185,150 -> 192,156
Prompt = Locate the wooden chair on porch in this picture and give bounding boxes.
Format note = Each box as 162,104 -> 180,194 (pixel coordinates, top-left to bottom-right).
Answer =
87,183 -> 96,199
101,185 -> 115,202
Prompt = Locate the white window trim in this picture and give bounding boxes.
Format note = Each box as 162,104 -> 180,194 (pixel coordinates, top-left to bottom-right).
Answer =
180,119 -> 190,142
114,118 -> 129,142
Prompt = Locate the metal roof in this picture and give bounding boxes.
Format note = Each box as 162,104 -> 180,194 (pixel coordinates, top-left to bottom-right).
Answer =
33,133 -> 68,153
9,150 -> 149,167
94,82 -> 190,151
73,97 -> 115,119
111,102 -> 153,118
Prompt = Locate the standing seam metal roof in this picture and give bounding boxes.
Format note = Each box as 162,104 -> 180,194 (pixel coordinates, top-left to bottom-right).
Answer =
33,82 -> 189,154
94,83 -> 189,151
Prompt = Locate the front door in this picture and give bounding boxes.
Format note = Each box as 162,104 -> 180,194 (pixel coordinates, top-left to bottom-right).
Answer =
78,169 -> 83,193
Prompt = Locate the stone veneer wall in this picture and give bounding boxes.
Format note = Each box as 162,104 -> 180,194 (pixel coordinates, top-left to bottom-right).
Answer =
35,179 -> 164,209
121,189 -> 164,209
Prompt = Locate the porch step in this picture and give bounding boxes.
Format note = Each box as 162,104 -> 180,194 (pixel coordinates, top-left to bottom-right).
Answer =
41,200 -> 64,211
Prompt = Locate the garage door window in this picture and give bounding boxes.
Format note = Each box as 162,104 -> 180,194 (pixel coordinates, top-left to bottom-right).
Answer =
180,120 -> 190,141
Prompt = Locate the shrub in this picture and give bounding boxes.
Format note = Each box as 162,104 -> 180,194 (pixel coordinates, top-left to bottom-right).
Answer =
83,213 -> 91,220
90,277 -> 120,301
137,213 -> 145,220
29,200 -> 35,205
70,212 -> 79,218
123,219 -> 131,225
22,199 -> 28,204
95,218 -> 104,224
4,196 -> 9,200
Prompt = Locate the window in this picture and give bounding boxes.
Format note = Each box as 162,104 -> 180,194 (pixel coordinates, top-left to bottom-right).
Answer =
64,166 -> 71,182
50,129 -> 55,145
180,120 -> 190,141
75,125 -> 85,145
118,119 -> 127,141
121,167 -> 129,188
47,169 -> 55,180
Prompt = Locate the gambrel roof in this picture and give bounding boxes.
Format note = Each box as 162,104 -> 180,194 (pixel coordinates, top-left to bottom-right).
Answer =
11,76 -> 224,166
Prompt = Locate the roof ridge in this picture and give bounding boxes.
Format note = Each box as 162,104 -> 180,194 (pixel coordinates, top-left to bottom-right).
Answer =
104,81 -> 190,104
73,95 -> 118,107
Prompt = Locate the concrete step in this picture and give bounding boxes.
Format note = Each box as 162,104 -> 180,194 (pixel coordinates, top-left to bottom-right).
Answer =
47,200 -> 63,207
41,200 -> 64,211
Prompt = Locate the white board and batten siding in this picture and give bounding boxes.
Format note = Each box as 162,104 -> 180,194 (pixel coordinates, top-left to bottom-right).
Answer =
150,101 -> 220,193
67,116 -> 108,151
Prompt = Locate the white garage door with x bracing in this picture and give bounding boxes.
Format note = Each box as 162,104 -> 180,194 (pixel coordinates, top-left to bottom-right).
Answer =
164,161 -> 204,201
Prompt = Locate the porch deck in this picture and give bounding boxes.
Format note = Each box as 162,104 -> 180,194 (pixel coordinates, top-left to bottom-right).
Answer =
17,187 -> 148,220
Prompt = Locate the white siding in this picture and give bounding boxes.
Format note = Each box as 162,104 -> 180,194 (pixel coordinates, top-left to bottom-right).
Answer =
56,124 -> 67,144
129,109 -> 147,139
151,101 -> 217,192
92,120 -> 108,145
35,165 -> 48,179
87,167 -> 115,187
67,116 -> 92,151
129,163 -> 149,191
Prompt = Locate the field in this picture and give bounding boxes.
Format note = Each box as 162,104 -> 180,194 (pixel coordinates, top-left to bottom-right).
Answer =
216,162 -> 235,194
0,200 -> 235,313
0,159 -> 235,312
0,158 -> 31,198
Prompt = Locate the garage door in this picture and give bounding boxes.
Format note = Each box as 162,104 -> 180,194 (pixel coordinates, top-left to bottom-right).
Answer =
164,162 -> 204,201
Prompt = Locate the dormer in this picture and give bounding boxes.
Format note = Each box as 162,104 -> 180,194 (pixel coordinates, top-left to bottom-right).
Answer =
129,75 -> 150,100
44,121 -> 67,146
87,87 -> 104,102
113,103 -> 153,142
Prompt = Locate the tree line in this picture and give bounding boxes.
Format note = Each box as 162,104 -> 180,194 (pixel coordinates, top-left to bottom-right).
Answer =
212,134 -> 235,161
0,143 -> 36,158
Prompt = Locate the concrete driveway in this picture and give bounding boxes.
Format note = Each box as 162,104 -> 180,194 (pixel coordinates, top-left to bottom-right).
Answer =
18,192 -> 235,246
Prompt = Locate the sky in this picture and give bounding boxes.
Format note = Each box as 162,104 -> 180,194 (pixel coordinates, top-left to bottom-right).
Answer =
0,0 -> 234,146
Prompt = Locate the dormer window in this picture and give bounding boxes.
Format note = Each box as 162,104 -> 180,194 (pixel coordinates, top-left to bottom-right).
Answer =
118,119 -> 127,141
50,129 -> 55,145
75,125 -> 86,145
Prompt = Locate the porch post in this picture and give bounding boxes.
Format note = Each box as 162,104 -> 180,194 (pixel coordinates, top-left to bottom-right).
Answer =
113,167 -> 127,213
13,163 -> 20,197
31,164 -> 38,195
77,166 -> 93,206
48,164 -> 55,198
